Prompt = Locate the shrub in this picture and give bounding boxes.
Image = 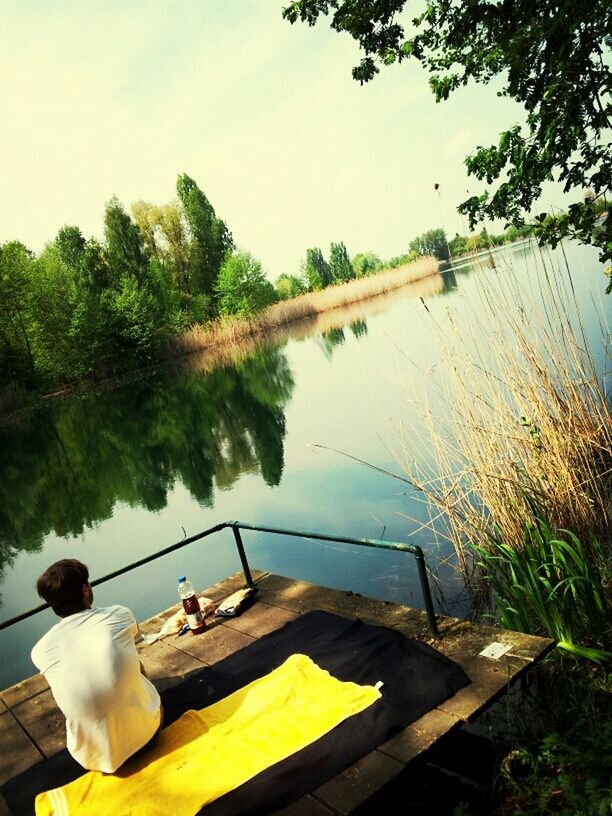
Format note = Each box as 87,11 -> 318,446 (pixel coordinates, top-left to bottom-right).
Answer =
216,252 -> 277,317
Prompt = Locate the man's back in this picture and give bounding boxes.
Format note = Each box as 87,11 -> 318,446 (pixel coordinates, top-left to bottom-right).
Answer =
32,604 -> 161,772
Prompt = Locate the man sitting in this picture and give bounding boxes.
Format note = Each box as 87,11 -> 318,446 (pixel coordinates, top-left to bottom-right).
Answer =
31,559 -> 162,773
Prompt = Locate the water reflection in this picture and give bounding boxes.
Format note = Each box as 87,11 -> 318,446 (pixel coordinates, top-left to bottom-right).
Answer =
0,346 -> 294,574
0,271 -> 447,593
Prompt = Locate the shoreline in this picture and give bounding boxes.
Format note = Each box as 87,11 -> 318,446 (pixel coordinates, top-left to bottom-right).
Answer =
0,258 -> 440,421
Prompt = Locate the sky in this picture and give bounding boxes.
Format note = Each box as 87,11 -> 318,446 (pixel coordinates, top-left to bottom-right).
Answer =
0,0 -> 571,280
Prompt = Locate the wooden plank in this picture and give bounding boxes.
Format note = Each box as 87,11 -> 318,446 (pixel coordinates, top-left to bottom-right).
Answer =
10,690 -> 65,757
428,619 -> 552,664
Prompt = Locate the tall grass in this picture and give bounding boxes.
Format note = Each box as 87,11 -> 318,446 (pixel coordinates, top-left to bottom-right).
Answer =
174,257 -> 439,357
401,249 -> 611,563
473,507 -> 610,660
178,271 -> 444,378
394,246 -> 611,653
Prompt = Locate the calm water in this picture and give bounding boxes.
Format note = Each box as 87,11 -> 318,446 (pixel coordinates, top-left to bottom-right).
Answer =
0,240 -> 608,686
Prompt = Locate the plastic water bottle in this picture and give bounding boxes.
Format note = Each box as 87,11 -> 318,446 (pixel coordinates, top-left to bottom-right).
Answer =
177,576 -> 206,634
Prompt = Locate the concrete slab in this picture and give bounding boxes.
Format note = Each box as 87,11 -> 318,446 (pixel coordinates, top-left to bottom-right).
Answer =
10,690 -> 65,757
173,622 -> 255,664
378,708 -> 462,764
313,750 -> 405,815
223,601 -> 299,639
0,675 -> 48,709
271,795 -> 336,815
0,570 -> 554,815
0,712 -> 42,786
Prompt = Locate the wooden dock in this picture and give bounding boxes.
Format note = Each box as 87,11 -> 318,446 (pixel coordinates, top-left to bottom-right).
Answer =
0,571 -> 554,815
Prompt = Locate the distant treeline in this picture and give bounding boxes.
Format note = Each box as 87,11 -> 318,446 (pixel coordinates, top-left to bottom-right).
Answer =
2,174 -> 570,399
0,175 -> 436,398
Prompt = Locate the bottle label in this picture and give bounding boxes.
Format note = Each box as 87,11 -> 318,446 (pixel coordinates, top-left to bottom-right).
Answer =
186,612 -> 203,630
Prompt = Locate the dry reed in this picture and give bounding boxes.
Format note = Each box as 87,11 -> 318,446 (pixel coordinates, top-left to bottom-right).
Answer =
173,258 -> 439,358
399,249 -> 611,563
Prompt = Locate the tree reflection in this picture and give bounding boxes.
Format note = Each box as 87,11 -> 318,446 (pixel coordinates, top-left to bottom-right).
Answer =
0,346 -> 294,573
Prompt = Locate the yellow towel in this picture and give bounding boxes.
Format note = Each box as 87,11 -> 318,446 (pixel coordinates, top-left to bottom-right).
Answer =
36,653 -> 381,816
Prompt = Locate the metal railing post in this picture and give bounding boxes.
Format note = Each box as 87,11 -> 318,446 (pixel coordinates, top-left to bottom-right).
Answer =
413,546 -> 439,636
230,523 -> 254,588
1,520 -> 440,636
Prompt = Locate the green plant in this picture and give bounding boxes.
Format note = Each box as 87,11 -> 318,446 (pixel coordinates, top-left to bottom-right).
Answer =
498,685 -> 612,815
283,1 -> 612,276
216,252 -> 277,318
472,510 -> 610,663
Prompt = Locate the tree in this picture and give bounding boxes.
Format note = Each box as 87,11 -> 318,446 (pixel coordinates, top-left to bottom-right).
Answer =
303,247 -> 332,290
132,201 -> 191,292
329,241 -> 355,282
0,241 -> 36,383
104,198 -> 148,283
352,251 -> 381,277
216,252 -> 277,317
283,0 -> 612,284
275,273 -> 306,300
409,228 -> 449,261
55,226 -> 86,274
176,174 -> 234,303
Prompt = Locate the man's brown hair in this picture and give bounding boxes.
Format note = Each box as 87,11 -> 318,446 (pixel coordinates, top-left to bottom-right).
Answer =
36,559 -> 90,617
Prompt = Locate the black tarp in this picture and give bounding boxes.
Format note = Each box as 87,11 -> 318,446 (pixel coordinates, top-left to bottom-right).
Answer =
2,610 -> 470,815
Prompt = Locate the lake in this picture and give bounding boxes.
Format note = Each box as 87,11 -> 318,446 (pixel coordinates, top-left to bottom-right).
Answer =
0,239 -> 608,687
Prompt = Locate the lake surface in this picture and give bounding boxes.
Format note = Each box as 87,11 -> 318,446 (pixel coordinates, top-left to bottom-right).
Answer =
0,239 -> 609,686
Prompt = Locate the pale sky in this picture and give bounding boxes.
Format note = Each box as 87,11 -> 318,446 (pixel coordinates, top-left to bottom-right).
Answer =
1,0 -> 570,280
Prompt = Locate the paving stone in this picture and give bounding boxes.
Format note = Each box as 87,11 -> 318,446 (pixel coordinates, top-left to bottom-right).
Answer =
271,794 -> 336,815
139,639 -> 207,686
11,690 -> 65,757
255,574 -> 325,614
430,619 -> 553,664
0,674 -> 48,709
259,574 -> 430,634
0,792 -> 13,816
173,621 -> 255,664
435,655 -> 531,721
0,711 -> 43,786
223,601 -> 299,638
200,569 -> 268,604
378,708 -> 462,764
314,750 -> 404,815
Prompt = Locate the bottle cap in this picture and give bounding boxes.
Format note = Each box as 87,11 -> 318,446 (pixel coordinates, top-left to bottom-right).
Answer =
177,576 -> 186,583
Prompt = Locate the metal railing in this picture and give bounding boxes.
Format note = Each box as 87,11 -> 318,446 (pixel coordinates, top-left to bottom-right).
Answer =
0,521 -> 439,635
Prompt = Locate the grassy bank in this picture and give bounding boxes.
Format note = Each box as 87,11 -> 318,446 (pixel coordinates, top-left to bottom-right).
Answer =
401,252 -> 611,570
397,248 -> 610,812
0,257 -> 440,418
175,257 -> 439,357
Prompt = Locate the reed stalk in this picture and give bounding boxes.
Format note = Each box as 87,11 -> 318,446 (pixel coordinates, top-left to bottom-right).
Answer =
172,258 -> 439,358
399,247 -> 611,574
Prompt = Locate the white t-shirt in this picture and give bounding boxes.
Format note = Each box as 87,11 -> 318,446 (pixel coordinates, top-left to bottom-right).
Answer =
31,604 -> 161,773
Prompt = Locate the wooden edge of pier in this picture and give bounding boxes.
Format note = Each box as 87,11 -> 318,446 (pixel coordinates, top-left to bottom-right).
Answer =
0,570 -> 554,816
